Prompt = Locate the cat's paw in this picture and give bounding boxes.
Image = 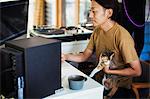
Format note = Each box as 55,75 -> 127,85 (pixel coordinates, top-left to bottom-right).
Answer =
89,68 -> 100,77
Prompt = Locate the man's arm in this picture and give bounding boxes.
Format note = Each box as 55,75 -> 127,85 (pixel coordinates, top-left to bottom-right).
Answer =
104,59 -> 142,77
61,48 -> 93,63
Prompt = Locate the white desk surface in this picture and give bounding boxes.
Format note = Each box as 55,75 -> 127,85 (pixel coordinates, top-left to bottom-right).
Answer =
45,61 -> 104,99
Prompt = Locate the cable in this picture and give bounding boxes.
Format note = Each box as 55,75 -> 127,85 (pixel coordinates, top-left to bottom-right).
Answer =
122,0 -> 150,27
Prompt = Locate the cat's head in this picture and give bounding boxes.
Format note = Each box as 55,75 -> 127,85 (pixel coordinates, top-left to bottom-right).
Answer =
99,50 -> 114,65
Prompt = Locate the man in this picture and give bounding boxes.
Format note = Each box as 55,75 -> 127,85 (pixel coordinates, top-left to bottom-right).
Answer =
62,0 -> 141,98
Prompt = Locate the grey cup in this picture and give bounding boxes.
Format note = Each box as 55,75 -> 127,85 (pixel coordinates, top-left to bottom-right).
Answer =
68,75 -> 87,90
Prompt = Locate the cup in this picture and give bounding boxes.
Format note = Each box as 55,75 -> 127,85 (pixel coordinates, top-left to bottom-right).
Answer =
68,75 -> 87,90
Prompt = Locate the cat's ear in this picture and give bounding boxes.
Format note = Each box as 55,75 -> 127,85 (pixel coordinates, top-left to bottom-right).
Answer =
99,53 -> 103,61
99,53 -> 102,58
110,53 -> 114,60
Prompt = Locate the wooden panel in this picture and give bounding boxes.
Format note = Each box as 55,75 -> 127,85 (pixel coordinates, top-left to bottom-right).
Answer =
56,0 -> 62,28
34,0 -> 45,26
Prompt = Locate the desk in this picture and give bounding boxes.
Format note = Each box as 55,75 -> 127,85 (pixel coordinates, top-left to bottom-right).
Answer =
45,62 -> 104,99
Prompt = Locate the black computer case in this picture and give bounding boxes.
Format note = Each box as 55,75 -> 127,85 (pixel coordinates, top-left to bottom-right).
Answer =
1,37 -> 61,98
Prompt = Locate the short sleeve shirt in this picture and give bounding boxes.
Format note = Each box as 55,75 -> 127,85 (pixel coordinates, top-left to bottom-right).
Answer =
86,23 -> 139,88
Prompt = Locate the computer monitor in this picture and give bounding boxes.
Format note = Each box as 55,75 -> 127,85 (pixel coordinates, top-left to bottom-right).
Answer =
0,0 -> 29,45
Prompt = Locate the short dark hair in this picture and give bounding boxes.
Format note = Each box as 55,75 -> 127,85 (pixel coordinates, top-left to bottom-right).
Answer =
95,0 -> 115,9
94,0 -> 119,21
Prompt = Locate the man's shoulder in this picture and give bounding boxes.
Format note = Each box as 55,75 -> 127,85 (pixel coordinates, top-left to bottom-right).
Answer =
115,23 -> 132,37
116,23 -> 128,33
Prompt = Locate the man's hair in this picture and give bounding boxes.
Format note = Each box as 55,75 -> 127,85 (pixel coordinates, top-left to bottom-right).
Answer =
95,0 -> 115,9
94,0 -> 119,21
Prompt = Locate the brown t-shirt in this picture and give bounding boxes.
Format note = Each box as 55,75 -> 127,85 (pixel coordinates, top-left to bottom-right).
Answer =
86,23 -> 139,88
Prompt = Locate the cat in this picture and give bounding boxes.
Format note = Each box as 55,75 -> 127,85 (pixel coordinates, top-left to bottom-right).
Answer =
89,50 -> 114,77
89,50 -> 119,98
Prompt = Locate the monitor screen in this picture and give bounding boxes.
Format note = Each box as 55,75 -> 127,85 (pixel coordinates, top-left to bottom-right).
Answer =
0,0 -> 29,45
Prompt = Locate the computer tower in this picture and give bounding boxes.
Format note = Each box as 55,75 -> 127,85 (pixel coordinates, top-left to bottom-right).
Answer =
1,37 -> 61,98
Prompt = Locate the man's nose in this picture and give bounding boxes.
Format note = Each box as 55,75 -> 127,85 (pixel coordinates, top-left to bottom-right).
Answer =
89,11 -> 93,22
89,10 -> 93,18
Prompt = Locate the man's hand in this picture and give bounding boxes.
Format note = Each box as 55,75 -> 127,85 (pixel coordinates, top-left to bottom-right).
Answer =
103,65 -> 110,74
61,54 -> 68,62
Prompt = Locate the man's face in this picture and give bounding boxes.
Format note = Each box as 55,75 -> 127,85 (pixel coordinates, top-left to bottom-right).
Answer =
89,0 -> 108,27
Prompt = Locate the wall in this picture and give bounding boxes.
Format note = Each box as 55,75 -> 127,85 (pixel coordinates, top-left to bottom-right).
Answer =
27,0 -> 35,37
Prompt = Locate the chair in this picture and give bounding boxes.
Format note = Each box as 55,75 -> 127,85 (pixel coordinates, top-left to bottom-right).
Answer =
132,61 -> 150,99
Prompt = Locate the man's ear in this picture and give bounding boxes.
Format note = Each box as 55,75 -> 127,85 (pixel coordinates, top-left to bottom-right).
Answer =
106,9 -> 113,18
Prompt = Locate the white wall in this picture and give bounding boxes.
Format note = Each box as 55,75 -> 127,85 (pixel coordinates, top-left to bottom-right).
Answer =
27,0 -> 35,37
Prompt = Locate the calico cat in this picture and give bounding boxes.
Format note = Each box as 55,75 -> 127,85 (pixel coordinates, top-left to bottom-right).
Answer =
89,50 -> 119,98
89,50 -> 114,77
